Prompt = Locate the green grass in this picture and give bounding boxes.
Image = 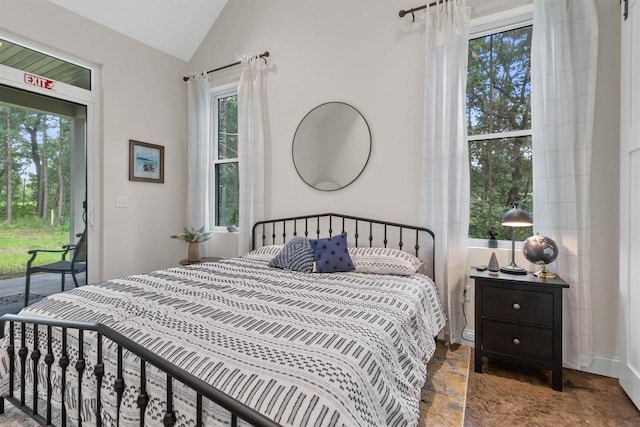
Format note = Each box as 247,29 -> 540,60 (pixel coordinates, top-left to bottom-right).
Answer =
0,216 -> 70,279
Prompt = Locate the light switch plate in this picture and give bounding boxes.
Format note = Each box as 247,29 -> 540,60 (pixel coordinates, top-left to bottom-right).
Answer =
116,196 -> 128,208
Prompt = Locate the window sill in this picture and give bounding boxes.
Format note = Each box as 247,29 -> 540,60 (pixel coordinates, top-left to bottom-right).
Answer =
212,226 -> 240,234
467,238 -> 524,250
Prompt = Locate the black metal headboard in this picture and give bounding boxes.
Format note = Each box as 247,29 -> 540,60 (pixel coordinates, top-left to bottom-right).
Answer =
252,213 -> 435,278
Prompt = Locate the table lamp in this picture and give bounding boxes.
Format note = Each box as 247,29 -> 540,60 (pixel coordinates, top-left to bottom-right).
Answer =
500,203 -> 533,275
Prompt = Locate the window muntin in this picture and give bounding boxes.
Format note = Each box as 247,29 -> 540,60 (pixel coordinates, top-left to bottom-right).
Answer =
213,91 -> 239,228
467,25 -> 533,241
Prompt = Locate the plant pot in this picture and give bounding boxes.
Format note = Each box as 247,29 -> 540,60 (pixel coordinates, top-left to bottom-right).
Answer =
187,241 -> 201,263
227,225 -> 239,233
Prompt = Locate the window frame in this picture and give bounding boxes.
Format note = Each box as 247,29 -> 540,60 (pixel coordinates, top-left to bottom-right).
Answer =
211,83 -> 239,232
467,7 -> 533,248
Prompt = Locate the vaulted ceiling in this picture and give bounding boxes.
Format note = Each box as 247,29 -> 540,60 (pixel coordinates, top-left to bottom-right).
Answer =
47,0 -> 229,62
43,0 -> 531,63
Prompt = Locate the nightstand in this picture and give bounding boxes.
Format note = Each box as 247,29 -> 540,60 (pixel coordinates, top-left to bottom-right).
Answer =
470,269 -> 569,391
179,256 -> 223,266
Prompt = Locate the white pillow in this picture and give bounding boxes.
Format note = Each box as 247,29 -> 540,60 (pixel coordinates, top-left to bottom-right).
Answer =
348,247 -> 423,276
242,245 -> 283,262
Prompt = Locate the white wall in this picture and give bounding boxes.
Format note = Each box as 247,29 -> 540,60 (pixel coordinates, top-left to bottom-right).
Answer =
0,1 -> 189,279
587,0 -> 621,373
191,0 -> 621,371
191,1 -> 425,225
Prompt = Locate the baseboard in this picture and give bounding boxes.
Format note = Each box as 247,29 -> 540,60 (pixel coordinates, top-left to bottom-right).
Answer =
461,328 -> 619,378
580,355 -> 620,379
461,329 -> 475,346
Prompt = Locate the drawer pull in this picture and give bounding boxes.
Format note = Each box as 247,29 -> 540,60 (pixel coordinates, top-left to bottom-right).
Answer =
513,338 -> 521,345
512,302 -> 521,310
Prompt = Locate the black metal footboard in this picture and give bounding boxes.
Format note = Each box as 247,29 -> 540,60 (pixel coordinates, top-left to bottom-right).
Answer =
0,314 -> 281,427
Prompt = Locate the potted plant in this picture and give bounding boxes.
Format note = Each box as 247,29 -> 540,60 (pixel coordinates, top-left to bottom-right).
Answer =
171,226 -> 211,263
487,230 -> 498,248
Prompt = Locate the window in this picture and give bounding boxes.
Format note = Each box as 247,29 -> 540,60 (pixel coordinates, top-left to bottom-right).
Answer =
213,88 -> 239,227
467,24 -> 533,242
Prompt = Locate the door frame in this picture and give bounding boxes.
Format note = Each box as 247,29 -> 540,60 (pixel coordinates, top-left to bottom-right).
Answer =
0,31 -> 102,283
619,0 -> 640,410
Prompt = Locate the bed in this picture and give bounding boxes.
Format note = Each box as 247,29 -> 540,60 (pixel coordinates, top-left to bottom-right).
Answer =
0,213 -> 445,427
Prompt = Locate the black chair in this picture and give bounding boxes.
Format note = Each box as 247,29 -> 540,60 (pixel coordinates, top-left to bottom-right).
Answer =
24,229 -> 87,307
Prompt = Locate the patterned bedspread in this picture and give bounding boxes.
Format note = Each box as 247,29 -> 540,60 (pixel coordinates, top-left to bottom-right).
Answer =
0,257 -> 446,427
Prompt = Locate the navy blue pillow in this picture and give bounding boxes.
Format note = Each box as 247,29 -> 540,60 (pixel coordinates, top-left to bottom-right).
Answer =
309,232 -> 355,273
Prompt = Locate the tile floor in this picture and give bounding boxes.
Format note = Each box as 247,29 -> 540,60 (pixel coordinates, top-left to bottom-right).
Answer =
465,353 -> 640,426
0,273 -> 86,316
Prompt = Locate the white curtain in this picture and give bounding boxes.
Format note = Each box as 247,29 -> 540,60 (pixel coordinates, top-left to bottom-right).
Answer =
420,0 -> 470,344
187,73 -> 212,236
531,0 -> 598,369
237,55 -> 266,255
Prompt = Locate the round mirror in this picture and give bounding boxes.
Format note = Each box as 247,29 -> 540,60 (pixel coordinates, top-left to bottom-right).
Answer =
292,102 -> 371,191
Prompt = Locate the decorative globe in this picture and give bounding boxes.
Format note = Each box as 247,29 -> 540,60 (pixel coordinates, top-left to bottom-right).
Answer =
522,235 -> 559,266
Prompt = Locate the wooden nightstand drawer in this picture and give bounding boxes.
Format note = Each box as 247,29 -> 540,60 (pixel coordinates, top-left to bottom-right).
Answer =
482,285 -> 553,327
482,319 -> 553,363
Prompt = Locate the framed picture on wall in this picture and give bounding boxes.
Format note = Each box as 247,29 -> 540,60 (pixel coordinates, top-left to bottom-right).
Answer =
129,140 -> 164,183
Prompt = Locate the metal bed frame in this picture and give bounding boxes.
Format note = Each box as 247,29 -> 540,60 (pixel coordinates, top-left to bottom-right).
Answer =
0,213 -> 435,426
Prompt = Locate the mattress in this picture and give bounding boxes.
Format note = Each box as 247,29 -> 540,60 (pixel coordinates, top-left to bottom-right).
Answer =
0,256 -> 446,426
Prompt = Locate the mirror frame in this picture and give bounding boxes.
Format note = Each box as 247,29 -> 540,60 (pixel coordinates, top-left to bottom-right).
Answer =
292,102 -> 372,191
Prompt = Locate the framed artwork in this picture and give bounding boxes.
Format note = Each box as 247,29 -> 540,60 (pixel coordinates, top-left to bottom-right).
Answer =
129,140 -> 164,183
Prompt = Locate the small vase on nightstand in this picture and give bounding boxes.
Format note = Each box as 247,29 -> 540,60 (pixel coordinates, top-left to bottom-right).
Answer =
187,241 -> 201,263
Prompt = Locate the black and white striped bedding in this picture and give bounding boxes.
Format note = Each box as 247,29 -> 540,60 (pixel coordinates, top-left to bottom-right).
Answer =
0,256 -> 446,426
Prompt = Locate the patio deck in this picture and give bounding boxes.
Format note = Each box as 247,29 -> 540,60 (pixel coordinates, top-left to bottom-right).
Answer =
0,273 -> 86,317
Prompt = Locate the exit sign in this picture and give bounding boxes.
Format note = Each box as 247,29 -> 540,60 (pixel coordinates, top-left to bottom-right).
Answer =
24,73 -> 54,90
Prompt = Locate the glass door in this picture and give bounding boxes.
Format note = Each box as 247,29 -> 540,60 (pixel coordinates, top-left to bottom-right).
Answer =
0,84 -> 87,298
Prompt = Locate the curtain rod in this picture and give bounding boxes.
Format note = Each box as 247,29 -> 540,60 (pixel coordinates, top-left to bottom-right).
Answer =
182,51 -> 270,82
398,0 -> 447,22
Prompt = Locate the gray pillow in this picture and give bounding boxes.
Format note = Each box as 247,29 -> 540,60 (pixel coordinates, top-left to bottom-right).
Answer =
268,237 -> 315,273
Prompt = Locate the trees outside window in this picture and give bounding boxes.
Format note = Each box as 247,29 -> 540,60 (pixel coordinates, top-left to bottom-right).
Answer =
467,25 -> 533,242
213,91 -> 239,227
0,104 -> 72,225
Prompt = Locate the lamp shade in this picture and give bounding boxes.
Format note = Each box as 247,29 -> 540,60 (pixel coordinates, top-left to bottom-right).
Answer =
501,205 -> 533,227
500,203 -> 533,275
